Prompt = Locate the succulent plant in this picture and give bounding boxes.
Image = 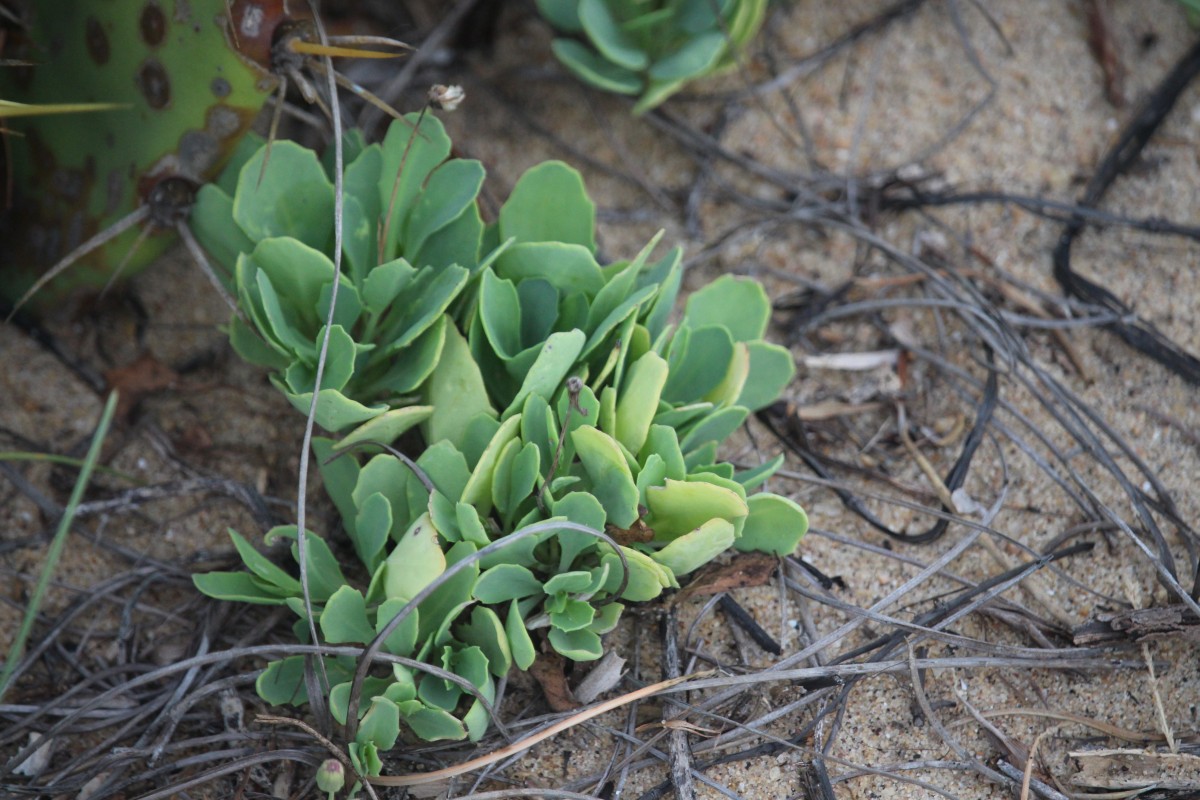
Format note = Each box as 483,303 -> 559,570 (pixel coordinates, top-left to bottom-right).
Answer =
191,116 -> 807,763
537,0 -> 767,113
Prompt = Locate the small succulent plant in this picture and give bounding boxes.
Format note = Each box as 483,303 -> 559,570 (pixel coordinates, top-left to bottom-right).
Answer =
191,113 -> 807,773
537,0 -> 767,113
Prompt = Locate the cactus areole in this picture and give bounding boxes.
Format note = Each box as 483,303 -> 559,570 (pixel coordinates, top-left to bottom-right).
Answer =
0,0 -> 288,310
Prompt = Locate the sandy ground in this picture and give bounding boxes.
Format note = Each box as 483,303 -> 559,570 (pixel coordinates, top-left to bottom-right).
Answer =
3,1 -> 1199,798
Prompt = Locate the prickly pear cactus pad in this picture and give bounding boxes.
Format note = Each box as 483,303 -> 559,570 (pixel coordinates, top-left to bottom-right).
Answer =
537,0 -> 767,113
0,0 -> 274,310
192,113 -> 809,768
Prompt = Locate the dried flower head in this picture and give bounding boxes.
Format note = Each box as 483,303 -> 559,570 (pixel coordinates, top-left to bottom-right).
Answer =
428,84 -> 465,111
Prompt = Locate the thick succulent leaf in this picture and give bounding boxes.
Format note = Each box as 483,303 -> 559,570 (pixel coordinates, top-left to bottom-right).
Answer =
544,570 -> 595,595
506,599 -> 537,670
234,142 -> 334,250
495,242 -> 606,296
474,563 -> 544,603
600,546 -> 673,601
479,269 -> 523,360
352,492 -> 393,570
738,341 -> 795,411
320,586 -> 376,644
362,258 -> 415,315
662,325 -> 735,404
192,571 -> 290,605
423,325 -> 497,450
536,0 -> 584,31
492,441 -> 541,521
414,202 -> 485,275
644,479 -> 748,541
405,159 -> 486,258
313,437 -> 360,532
550,597 -> 597,632
337,406 -> 433,452
640,424 -> 686,481
548,627 -> 603,661
461,413 -> 523,516
650,518 -> 736,576
357,314 -> 447,396
341,144 -> 383,285
384,513 -> 446,602
329,676 -> 393,725
282,325 -> 357,395
499,161 -> 596,251
571,426 -> 640,529
377,113 -> 454,259
358,696 -> 402,751
282,386 -> 387,433
397,700 -> 468,741
553,38 -> 644,95
191,184 -> 254,274
375,597 -> 420,657
455,606 -> 513,678
416,541 -> 479,643
733,493 -> 809,555
733,453 -> 785,489
552,492 -> 607,572
703,341 -> 750,408
615,352 -> 668,453
504,330 -> 587,419
684,274 -> 771,342
588,601 -> 624,635
379,266 -> 469,354
678,405 -> 749,453
225,528 -> 302,595
648,31 -> 727,82
579,0 -> 650,71
266,527 -> 349,604
227,314 -> 290,371
417,441 -> 473,503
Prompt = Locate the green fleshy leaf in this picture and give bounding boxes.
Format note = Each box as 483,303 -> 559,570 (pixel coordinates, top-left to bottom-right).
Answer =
384,513 -> 446,602
615,351 -> 668,453
579,0 -> 649,71
377,113 -> 453,259
337,406 -> 433,452
225,528 -> 302,594
358,696 -> 401,751
644,478 -> 748,541
423,325 -> 496,450
684,275 -> 771,342
267,527 -> 349,603
663,325 -> 735,404
640,424 -> 687,481
495,242 -> 605,296
503,329 -> 587,419
191,184 -> 253,274
282,386 -> 387,433
192,571 -> 290,605
455,606 -> 513,677
460,413 -> 523,516
548,627 -> 603,661
571,426 -> 640,529
738,340 -> 795,411
405,159 -> 485,258
474,563 -> 543,603
549,597 -> 597,632
320,586 -> 376,644
234,142 -> 334,250
650,518 -> 735,576
416,541 -> 479,643
352,492 -> 392,570
553,38 -> 644,95
500,161 -> 596,251
376,597 -> 420,657
397,700 -> 468,741
733,454 -> 785,489
506,599 -> 537,670
733,493 -> 809,555
552,492 -> 607,572
647,31 -> 727,82
678,405 -> 749,453
417,441 -> 473,502
601,545 -> 674,601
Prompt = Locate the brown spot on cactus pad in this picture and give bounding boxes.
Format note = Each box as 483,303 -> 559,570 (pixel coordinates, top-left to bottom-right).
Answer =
85,17 -> 110,65
136,58 -> 170,109
140,3 -> 167,47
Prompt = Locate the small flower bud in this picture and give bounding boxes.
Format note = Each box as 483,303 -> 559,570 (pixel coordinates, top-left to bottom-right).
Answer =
428,84 -> 465,111
316,758 -> 345,795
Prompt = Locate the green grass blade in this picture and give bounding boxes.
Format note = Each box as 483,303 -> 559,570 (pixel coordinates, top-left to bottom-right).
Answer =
0,391 -> 118,701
